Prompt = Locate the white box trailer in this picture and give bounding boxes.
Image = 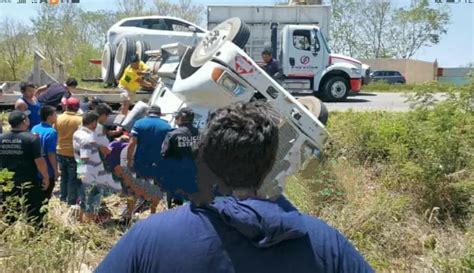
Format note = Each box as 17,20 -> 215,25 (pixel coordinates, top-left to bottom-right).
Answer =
207,5 -> 331,62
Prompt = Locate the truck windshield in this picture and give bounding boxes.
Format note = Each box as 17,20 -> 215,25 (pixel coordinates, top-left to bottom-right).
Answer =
319,32 -> 331,54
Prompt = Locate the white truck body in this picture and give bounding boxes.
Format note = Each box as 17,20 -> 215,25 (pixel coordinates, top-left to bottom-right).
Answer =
207,5 -> 367,102
207,5 -> 330,62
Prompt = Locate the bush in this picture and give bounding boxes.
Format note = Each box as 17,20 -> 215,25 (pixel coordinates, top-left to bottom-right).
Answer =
286,75 -> 473,271
326,77 -> 474,220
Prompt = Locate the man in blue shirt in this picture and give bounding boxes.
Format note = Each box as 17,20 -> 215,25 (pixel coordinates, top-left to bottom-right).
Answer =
32,105 -> 58,199
127,105 -> 171,176
126,105 -> 171,212
97,101 -> 373,273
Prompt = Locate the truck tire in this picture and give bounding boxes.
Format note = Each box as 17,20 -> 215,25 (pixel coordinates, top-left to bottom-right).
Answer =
136,40 -> 151,62
190,17 -> 250,67
114,37 -> 137,81
179,47 -> 201,80
297,96 -> 329,125
101,42 -> 116,85
322,76 -> 349,102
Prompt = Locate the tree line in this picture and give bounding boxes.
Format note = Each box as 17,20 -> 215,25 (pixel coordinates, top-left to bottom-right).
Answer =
0,0 -> 450,82
329,0 -> 450,59
0,0 -> 204,82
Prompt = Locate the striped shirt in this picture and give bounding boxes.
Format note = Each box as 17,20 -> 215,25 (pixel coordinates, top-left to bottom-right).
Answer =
73,126 -> 113,187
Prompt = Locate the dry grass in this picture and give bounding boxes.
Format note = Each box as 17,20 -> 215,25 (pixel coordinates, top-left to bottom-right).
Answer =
0,192 -> 169,273
286,158 -> 473,271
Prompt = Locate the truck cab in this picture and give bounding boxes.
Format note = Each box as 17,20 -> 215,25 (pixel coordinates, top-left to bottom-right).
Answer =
278,25 -> 362,101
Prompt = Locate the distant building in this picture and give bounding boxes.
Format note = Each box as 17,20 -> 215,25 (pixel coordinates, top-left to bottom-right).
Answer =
359,58 -> 437,84
437,67 -> 473,85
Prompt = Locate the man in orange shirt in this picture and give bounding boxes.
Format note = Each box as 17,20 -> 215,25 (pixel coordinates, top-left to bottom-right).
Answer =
55,97 -> 82,205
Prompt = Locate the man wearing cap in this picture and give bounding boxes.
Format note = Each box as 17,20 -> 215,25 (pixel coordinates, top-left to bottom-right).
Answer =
15,82 -> 41,130
127,105 -> 170,211
55,97 -> 82,205
160,107 -> 200,207
0,110 -> 50,223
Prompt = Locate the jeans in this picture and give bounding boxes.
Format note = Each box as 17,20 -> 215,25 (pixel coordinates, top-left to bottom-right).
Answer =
79,183 -> 104,213
58,155 -> 80,205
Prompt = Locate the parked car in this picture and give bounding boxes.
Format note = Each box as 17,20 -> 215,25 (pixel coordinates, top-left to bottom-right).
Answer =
107,16 -> 206,45
370,70 -> 406,84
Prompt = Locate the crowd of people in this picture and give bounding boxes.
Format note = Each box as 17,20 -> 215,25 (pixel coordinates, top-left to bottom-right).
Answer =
0,76 -> 201,224
0,53 -> 374,271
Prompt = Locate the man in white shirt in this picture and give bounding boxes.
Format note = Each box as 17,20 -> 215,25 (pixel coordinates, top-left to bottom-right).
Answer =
73,112 -> 120,222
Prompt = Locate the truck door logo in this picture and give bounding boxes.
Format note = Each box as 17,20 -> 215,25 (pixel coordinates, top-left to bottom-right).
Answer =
300,56 -> 310,65
235,55 -> 255,75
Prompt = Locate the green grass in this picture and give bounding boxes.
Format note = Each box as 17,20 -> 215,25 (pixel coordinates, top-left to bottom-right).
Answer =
361,80 -> 465,93
286,77 -> 473,270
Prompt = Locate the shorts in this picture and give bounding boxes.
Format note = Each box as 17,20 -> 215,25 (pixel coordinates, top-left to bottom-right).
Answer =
119,86 -> 136,102
79,183 -> 104,213
123,167 -> 163,200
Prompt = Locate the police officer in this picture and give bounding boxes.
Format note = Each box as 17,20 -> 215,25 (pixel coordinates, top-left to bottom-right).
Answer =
0,110 -> 50,224
161,108 -> 199,160
160,107 -> 200,208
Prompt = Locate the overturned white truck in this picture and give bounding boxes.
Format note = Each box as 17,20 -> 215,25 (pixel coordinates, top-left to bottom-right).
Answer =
101,16 -> 207,85
123,18 -> 329,199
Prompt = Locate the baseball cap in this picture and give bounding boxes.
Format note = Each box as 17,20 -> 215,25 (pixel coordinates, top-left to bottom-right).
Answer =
8,110 -> 30,127
148,105 -> 162,115
65,97 -> 80,109
173,107 -> 194,122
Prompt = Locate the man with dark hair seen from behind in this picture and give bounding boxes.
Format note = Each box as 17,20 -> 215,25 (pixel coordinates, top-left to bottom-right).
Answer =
56,97 -> 82,205
0,110 -> 50,224
32,106 -> 59,200
36,78 -> 79,110
126,105 -> 171,213
97,101 -> 373,273
160,107 -> 200,207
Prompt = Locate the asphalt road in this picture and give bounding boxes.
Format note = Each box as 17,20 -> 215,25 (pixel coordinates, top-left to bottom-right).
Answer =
323,92 -> 446,112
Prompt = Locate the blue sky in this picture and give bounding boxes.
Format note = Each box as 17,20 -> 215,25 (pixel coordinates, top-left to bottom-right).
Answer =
0,0 -> 472,67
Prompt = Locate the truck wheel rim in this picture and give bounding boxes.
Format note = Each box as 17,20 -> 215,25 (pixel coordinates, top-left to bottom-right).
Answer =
101,44 -> 110,80
136,41 -> 143,60
114,39 -> 127,77
331,81 -> 347,98
190,18 -> 239,67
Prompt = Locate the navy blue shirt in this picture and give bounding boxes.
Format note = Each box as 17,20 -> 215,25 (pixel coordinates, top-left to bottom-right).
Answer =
131,115 -> 171,177
158,125 -> 200,199
96,196 -> 373,273
0,130 -> 42,184
32,122 -> 57,179
21,98 -> 41,130
37,83 -> 70,108
264,58 -> 280,76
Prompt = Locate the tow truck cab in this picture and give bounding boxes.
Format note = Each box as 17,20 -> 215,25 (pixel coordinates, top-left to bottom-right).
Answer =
277,25 -> 363,102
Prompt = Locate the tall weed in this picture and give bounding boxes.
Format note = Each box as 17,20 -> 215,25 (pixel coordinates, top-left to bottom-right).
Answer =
327,76 -> 473,220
